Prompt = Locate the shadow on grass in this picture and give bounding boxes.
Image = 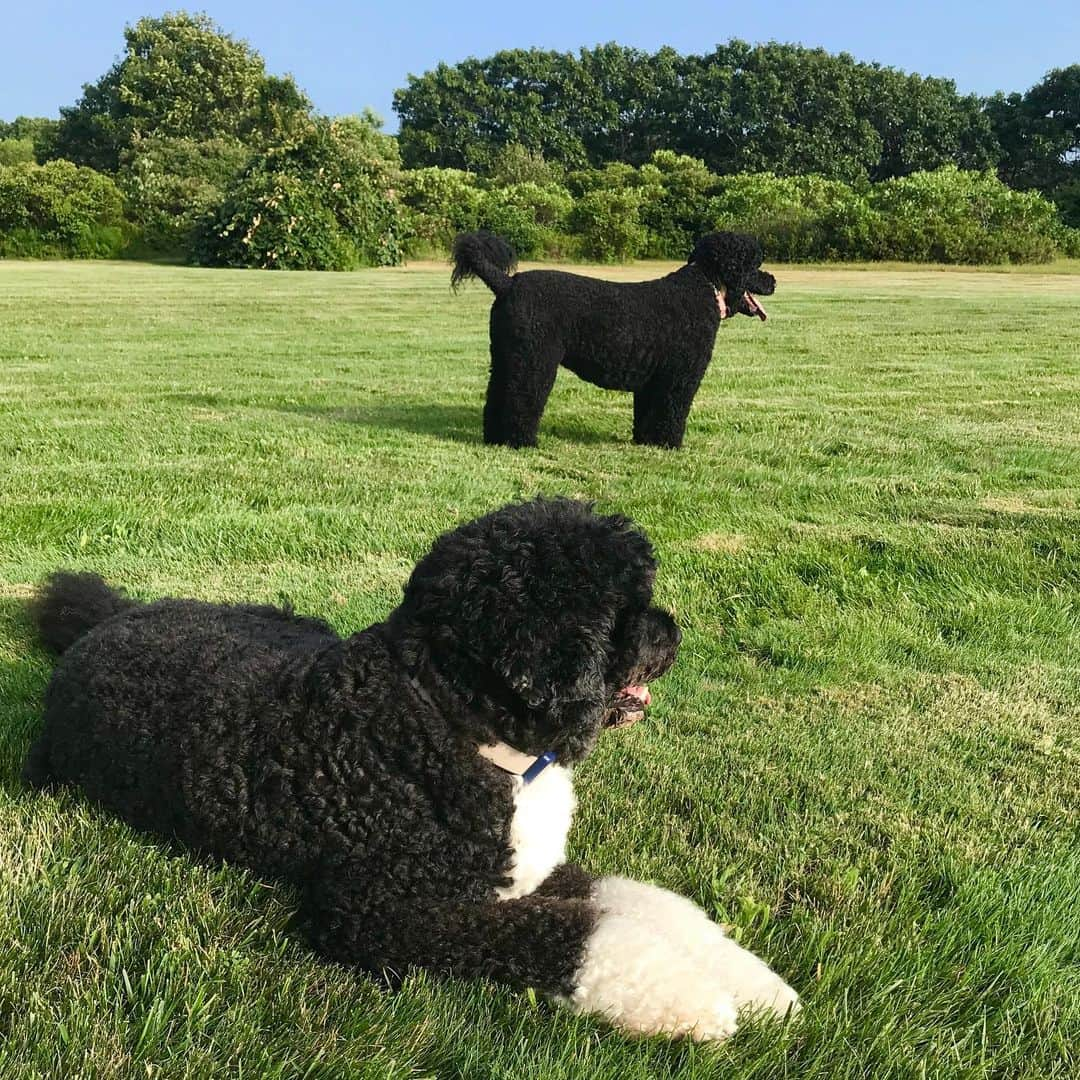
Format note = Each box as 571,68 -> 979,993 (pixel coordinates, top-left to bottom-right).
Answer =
274,401 -> 623,447
0,598 -> 48,793
274,401 -> 480,444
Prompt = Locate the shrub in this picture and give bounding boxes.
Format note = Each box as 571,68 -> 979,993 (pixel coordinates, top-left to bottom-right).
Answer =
399,167 -> 484,251
709,173 -> 875,261
192,115 -> 407,269
0,117 -> 59,163
870,167 -> 1061,263
0,139 -> 35,166
477,182 -> 573,257
0,160 -> 127,258
568,187 -> 647,261
488,143 -> 562,187
118,136 -> 251,255
637,151 -> 718,257
703,167 -> 1070,264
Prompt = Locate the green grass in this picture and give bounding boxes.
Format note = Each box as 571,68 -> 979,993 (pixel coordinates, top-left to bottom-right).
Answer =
1,258 -> 1079,1079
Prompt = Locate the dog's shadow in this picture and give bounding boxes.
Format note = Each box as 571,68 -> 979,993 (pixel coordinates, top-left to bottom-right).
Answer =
275,401 -> 480,444
0,597 -> 49,793
274,400 -> 621,447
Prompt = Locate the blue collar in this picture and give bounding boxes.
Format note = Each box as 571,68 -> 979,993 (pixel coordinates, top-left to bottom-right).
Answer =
476,741 -> 558,784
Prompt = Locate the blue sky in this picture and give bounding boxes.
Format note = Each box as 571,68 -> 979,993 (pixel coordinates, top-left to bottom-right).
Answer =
4,1 -> 1079,130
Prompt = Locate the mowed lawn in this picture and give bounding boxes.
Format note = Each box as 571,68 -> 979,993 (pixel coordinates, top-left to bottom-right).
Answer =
1,258 -> 1078,1079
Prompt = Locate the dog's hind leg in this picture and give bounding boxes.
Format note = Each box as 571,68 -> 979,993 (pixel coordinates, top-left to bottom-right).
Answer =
483,346 -> 560,448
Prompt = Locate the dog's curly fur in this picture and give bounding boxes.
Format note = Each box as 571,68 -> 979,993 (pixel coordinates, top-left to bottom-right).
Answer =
25,501 -> 674,986
24,498 -> 799,1038
452,230 -> 776,449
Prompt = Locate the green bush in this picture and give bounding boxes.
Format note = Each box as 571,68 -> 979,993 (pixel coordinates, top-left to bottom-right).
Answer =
702,167 -> 1074,264
488,144 -> 563,188
477,182 -> 573,257
0,117 -> 59,163
0,139 -> 35,166
118,136 -> 251,255
568,187 -> 647,262
399,167 -> 484,251
709,173 -> 874,261
637,151 -> 718,257
870,167 -> 1061,263
192,116 -> 407,269
0,160 -> 127,258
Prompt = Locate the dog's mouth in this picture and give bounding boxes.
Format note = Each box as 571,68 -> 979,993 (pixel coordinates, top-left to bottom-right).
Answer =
718,289 -> 769,322
743,292 -> 768,321
604,684 -> 652,729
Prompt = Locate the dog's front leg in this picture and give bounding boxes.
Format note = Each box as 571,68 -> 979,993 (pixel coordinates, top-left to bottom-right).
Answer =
587,877 -> 800,1019
306,891 -> 740,1041
533,862 -> 595,898
632,367 -> 705,449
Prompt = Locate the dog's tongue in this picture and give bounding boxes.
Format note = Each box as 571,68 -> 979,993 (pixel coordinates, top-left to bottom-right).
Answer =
744,292 -> 768,321
605,683 -> 652,729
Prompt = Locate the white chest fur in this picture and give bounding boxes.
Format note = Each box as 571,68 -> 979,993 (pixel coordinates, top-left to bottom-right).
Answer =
496,764 -> 576,900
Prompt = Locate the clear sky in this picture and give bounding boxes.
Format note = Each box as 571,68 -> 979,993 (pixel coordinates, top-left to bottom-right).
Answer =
4,1 -> 1079,131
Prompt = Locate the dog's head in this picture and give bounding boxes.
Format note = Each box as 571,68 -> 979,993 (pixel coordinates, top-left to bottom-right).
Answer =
391,498 -> 681,763
688,231 -> 776,321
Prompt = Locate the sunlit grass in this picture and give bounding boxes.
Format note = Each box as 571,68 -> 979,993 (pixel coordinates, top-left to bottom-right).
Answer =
1,259 -> 1078,1078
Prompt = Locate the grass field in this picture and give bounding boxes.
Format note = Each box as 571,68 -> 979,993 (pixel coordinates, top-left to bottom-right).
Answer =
1,258 -> 1079,1079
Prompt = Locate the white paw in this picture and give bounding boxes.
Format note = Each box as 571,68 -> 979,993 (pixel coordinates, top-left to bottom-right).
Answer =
707,933 -> 801,1017
591,877 -> 800,1020
568,909 -> 739,1041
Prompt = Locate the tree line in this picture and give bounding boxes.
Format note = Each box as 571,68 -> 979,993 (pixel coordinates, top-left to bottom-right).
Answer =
394,42 -> 1079,223
1,13 -> 1078,268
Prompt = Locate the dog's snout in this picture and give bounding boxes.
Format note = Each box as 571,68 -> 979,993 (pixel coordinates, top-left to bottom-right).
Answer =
650,607 -> 681,647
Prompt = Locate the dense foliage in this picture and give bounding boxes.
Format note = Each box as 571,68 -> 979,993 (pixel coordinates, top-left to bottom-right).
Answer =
985,66 -> 1080,226
192,116 -> 406,269
52,13 -> 310,173
393,42 -> 999,181
117,135 -> 251,253
401,153 -> 1079,264
2,12 -> 1078,265
0,160 -> 126,257
395,45 -> 1080,233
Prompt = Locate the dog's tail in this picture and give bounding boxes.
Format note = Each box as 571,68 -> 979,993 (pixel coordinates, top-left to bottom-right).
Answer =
31,571 -> 137,654
451,231 -> 517,297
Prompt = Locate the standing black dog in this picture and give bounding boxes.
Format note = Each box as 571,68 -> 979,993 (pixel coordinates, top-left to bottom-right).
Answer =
452,231 -> 776,449
24,498 -> 798,1040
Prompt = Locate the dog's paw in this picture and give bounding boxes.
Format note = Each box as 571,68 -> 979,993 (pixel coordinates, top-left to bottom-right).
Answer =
567,908 -> 739,1041
589,877 -> 800,1021
706,933 -> 801,1018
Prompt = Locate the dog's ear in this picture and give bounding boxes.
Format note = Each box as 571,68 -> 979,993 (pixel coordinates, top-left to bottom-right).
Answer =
497,613 -> 611,713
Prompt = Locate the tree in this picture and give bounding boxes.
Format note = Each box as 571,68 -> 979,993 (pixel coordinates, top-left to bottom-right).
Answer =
0,117 -> 60,162
394,41 -> 997,183
987,65 -> 1080,224
52,12 -> 310,172
395,49 -> 593,171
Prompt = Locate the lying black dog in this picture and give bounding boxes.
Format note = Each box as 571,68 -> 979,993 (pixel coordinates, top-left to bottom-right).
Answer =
452,231 -> 776,449
25,498 -> 797,1040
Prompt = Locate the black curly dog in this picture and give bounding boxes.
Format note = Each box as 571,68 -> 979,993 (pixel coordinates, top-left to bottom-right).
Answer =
452,231 -> 776,449
25,498 -> 801,1037
24,502 -> 680,1000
